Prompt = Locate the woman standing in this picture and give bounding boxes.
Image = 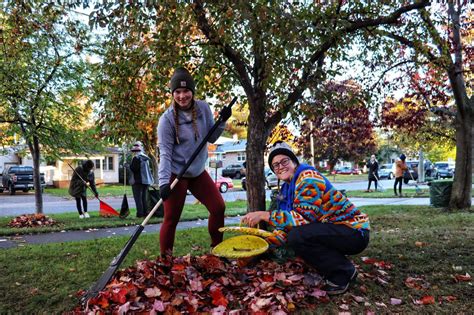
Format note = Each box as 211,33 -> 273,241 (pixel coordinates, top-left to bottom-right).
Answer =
129,141 -> 154,218
394,154 -> 408,196
365,154 -> 379,192
241,141 -> 370,295
157,67 -> 231,256
68,160 -> 98,219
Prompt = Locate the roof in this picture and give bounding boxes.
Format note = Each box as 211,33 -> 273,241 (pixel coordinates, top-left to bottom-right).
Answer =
214,140 -> 247,153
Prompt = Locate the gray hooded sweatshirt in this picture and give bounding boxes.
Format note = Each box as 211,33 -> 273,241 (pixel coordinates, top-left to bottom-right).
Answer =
157,100 -> 225,186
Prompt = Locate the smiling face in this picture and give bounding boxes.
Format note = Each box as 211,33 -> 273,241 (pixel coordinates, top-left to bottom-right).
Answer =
173,88 -> 193,110
271,154 -> 297,182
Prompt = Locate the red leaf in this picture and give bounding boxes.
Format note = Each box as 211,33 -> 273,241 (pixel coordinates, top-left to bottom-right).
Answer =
454,273 -> 471,282
210,287 -> 228,307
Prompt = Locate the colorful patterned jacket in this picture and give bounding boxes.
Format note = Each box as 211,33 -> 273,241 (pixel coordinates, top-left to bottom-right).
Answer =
267,164 -> 370,246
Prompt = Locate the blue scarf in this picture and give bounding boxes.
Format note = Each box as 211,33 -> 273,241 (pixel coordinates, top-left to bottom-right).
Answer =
277,164 -> 315,211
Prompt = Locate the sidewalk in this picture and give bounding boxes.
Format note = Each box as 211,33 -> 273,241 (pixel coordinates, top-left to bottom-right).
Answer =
0,195 -> 446,249
0,216 -> 242,249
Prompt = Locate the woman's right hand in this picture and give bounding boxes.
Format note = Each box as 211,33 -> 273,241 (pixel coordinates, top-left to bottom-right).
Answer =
241,211 -> 270,227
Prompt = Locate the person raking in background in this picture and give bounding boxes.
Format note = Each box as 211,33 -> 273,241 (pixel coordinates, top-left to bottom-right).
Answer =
68,159 -> 98,219
129,141 -> 154,218
365,154 -> 379,192
241,141 -> 370,295
394,153 -> 408,197
157,66 -> 232,256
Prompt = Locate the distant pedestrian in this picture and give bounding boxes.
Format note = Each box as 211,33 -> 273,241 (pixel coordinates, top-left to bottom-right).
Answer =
394,154 -> 408,197
157,66 -> 231,256
68,160 -> 98,219
365,155 -> 379,192
129,141 -> 154,218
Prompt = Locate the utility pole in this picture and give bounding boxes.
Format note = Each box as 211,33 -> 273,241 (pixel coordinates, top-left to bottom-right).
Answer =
419,149 -> 425,182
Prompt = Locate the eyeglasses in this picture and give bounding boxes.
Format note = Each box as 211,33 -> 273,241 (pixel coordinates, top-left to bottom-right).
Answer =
272,157 -> 291,170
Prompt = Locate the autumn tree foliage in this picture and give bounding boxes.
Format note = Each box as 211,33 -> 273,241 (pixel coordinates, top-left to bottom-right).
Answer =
90,1 -> 429,211
298,81 -> 377,171
0,2 -> 94,213
373,3 -> 473,209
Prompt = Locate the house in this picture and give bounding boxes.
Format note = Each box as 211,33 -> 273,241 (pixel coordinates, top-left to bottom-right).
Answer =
0,145 -> 121,188
210,138 -> 247,169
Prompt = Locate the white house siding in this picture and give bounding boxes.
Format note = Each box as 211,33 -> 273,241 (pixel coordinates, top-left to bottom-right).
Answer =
0,148 -> 20,174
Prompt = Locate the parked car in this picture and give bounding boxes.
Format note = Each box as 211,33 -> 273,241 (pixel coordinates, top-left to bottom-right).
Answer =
434,161 -> 455,179
241,168 -> 276,191
403,160 -> 438,183
221,163 -> 246,179
0,165 -> 46,195
213,175 -> 234,193
378,163 -> 394,179
335,166 -> 362,175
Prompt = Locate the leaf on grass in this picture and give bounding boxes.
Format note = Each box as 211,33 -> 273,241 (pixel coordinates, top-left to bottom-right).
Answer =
360,257 -> 393,269
413,295 -> 435,305
351,295 -> 365,303
453,273 -> 471,282
390,298 -> 402,305
415,241 -> 428,247
338,303 -> 350,310
440,295 -> 457,302
375,301 -> 387,308
404,276 -> 430,290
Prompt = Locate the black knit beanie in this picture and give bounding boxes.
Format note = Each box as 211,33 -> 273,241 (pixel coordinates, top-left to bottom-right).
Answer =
268,141 -> 299,171
170,67 -> 195,94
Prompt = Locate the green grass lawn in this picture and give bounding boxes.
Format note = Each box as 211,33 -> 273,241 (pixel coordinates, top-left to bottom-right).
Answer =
0,205 -> 472,313
45,184 -> 134,198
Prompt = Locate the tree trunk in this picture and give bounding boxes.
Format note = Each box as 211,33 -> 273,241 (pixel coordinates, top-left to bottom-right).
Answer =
31,135 -> 44,214
245,99 -> 268,213
449,99 -> 472,210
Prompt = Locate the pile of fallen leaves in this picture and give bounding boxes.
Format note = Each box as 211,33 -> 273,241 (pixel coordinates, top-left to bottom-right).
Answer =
77,255 -> 330,313
8,214 -> 57,228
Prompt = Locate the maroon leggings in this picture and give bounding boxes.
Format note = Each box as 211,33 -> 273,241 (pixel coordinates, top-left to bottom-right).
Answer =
160,171 -> 225,255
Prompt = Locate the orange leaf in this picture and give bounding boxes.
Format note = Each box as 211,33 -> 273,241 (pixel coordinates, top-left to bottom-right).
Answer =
414,295 -> 435,305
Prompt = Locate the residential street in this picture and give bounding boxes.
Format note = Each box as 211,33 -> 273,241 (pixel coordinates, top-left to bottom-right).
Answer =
0,179 -> 436,217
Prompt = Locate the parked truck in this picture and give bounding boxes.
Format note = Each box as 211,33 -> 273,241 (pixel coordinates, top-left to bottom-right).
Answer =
0,165 -> 46,195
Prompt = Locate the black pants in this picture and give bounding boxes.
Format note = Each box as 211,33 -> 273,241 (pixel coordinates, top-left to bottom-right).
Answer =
288,222 -> 369,286
394,177 -> 403,195
132,184 -> 149,217
75,195 -> 88,215
367,179 -> 378,190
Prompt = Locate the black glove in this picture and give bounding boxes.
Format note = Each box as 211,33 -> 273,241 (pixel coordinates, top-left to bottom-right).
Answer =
219,105 -> 232,122
160,184 -> 171,201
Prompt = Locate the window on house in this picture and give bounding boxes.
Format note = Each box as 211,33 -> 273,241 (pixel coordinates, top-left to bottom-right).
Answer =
104,156 -> 114,171
222,153 -> 226,160
237,152 -> 246,162
94,159 -> 101,169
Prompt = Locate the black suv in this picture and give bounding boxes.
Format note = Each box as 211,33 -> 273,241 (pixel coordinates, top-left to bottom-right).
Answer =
403,160 -> 438,183
221,163 -> 245,179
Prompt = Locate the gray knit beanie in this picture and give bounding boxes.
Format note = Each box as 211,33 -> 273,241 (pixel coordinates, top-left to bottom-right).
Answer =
268,141 -> 299,171
170,67 -> 195,94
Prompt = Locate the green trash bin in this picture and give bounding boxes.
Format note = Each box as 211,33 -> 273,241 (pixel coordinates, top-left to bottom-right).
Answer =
430,180 -> 453,207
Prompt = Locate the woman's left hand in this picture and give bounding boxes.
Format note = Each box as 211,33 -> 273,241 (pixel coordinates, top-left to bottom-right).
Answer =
241,211 -> 269,227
